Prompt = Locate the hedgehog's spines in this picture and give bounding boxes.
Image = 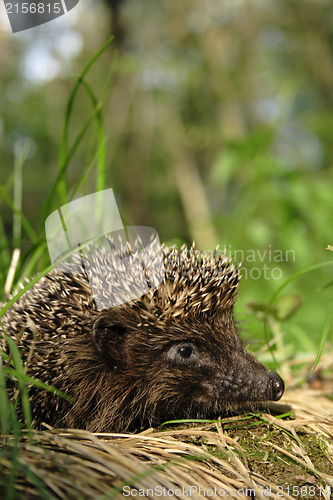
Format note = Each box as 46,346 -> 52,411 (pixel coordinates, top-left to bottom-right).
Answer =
2,240 -> 241,369
0,238 -> 284,434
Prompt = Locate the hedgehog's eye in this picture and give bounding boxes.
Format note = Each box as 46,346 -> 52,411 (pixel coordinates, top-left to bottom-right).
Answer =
178,345 -> 193,358
166,342 -> 199,367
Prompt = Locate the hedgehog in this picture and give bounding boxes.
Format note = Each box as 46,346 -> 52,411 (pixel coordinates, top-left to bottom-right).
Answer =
0,241 -> 284,432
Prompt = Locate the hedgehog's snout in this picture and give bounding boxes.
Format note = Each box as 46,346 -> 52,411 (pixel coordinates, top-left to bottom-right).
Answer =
266,371 -> 285,401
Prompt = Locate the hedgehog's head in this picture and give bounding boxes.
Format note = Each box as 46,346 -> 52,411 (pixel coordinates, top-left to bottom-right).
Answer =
91,245 -> 284,425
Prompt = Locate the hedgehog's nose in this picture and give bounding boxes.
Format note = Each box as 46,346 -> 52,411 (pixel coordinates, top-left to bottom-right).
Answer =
266,371 -> 285,401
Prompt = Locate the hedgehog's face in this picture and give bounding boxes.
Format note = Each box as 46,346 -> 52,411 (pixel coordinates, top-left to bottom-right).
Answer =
159,336 -> 284,410
92,309 -> 284,423
139,318 -> 284,420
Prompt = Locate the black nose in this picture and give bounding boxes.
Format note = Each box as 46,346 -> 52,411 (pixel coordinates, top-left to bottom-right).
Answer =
267,371 -> 285,401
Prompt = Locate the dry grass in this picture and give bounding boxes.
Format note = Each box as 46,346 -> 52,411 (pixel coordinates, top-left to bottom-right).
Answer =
1,385 -> 333,500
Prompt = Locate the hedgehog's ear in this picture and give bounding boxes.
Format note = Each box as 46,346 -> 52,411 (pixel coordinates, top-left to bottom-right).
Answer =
92,314 -> 127,360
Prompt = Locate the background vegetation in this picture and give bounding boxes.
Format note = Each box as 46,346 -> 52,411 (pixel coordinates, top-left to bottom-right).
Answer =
1,0 -> 333,379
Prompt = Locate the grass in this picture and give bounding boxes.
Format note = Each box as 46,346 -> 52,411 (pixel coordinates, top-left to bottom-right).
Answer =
0,395 -> 332,499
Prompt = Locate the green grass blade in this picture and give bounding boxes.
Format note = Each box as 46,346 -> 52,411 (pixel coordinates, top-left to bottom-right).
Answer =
3,367 -> 71,402
0,214 -> 10,279
79,78 -> 106,192
0,356 -> 11,433
18,241 -> 48,282
70,142 -> 102,201
13,139 -> 32,247
311,302 -> 333,374
5,337 -> 32,428
0,186 -> 38,244
40,36 -> 114,223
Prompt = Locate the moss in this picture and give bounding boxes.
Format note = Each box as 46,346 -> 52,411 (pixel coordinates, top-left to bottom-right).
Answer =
226,419 -> 332,497
163,414 -> 333,499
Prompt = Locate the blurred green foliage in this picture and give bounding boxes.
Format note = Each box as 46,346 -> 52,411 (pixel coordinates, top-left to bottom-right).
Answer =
0,0 -> 333,363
